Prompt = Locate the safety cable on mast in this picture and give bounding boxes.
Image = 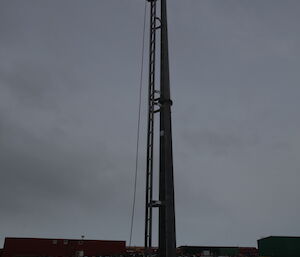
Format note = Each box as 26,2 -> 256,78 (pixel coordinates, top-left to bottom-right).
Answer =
129,2 -> 147,247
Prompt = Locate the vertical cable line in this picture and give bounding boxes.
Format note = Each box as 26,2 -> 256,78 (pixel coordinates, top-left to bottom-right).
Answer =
129,2 -> 147,247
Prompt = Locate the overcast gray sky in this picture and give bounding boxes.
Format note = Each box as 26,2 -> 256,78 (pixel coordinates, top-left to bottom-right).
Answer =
1,0 -> 300,248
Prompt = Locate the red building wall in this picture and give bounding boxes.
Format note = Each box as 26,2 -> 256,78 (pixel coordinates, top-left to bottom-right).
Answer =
2,238 -> 126,257
238,247 -> 258,257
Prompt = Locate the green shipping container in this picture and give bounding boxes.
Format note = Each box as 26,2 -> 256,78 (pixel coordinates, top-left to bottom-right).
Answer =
258,236 -> 300,257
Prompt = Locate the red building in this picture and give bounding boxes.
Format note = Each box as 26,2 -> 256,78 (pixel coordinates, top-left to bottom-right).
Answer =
2,237 -> 126,257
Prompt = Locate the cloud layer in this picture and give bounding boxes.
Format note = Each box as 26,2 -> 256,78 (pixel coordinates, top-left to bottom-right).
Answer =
1,0 -> 300,248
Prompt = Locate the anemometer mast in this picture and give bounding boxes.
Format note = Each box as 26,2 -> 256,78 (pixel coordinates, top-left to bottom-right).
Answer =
144,1 -> 176,257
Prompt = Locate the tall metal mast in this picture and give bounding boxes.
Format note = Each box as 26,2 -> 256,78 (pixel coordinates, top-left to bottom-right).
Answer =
144,1 -> 176,257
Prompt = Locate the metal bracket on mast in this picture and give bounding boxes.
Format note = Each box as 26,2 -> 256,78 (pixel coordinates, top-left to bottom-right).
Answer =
155,17 -> 162,30
159,98 -> 173,106
148,200 -> 164,208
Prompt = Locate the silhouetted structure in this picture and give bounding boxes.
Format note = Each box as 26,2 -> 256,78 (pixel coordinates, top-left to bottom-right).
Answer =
178,245 -> 258,257
144,1 -> 176,257
258,236 -> 300,257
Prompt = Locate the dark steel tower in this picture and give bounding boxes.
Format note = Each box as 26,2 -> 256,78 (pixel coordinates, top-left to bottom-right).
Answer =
144,1 -> 176,257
